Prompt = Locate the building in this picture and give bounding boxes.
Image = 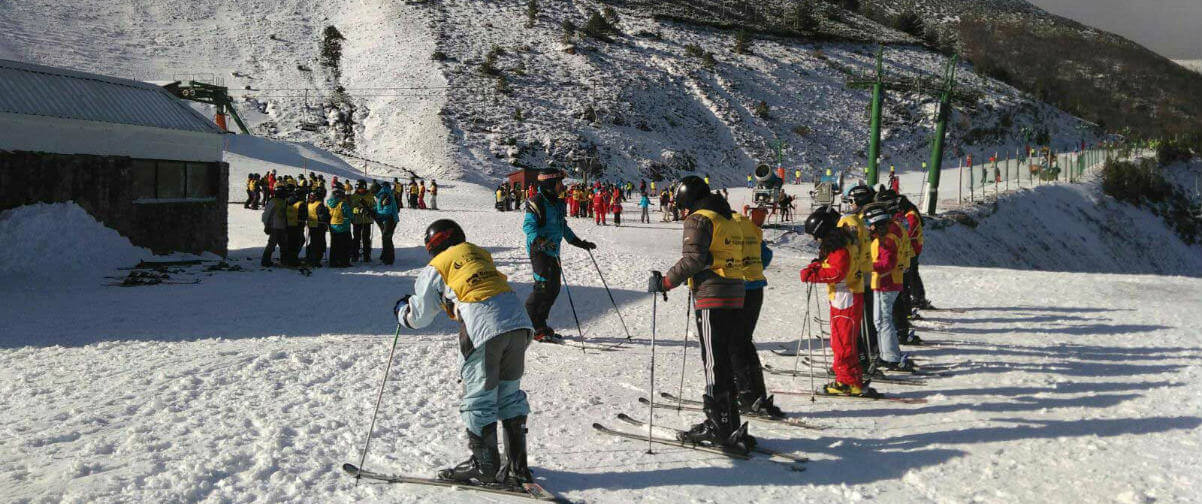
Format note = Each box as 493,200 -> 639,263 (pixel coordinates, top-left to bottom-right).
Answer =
0,59 -> 229,256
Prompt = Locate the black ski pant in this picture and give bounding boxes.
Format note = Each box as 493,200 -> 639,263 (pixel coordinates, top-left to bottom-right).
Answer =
351,222 -> 372,262
905,257 -> 927,305
261,229 -> 288,267
524,251 -> 561,335
695,307 -> 743,433
861,279 -> 878,361
378,218 -> 397,265
245,190 -> 254,208
329,230 -> 352,267
733,288 -> 768,406
286,226 -> 305,266
306,224 -> 327,266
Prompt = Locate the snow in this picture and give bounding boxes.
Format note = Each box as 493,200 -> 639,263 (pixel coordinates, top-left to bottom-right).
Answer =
0,202 -> 148,277
2,136 -> 1201,503
1174,60 -> 1202,74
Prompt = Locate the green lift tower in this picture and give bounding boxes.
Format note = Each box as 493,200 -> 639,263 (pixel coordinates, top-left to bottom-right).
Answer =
162,81 -> 251,134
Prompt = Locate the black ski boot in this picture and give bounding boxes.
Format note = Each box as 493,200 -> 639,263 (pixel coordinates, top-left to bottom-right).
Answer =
438,424 -> 501,484
677,394 -> 755,454
499,415 -> 533,487
740,394 -> 785,419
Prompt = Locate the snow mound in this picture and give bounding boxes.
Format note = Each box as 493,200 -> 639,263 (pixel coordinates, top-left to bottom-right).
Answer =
0,202 -> 147,276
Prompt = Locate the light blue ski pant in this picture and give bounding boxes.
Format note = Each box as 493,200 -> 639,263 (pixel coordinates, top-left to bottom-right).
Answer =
874,290 -> 902,363
459,328 -> 531,435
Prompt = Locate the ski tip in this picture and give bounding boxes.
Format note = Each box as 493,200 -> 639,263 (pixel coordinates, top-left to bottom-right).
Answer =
591,422 -> 605,429
342,463 -> 360,474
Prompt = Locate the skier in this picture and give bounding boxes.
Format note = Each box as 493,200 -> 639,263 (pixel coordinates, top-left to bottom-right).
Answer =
864,203 -> 914,371
326,187 -> 353,268
591,188 -> 607,226
734,208 -> 784,416
408,178 -> 420,209
840,184 -> 877,363
898,196 -> 930,310
375,182 -> 399,265
285,182 -> 307,266
261,184 -> 290,267
800,206 -> 873,396
875,189 -> 916,346
394,219 -> 535,487
429,180 -> 439,210
523,169 -> 597,343
305,190 -> 330,267
418,181 -> 428,209
888,166 -> 899,192
646,175 -> 756,454
638,192 -> 650,223
610,193 -> 623,227
351,180 -> 376,263
245,174 -> 256,209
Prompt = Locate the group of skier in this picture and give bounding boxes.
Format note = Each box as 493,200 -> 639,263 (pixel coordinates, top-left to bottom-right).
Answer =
258,175 -> 441,269
375,169 -> 933,494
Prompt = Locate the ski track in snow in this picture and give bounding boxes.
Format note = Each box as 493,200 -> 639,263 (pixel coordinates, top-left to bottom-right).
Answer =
2,145 -> 1201,503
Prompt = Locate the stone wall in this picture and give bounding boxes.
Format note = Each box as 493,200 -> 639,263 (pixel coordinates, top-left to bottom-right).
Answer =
0,150 -> 228,256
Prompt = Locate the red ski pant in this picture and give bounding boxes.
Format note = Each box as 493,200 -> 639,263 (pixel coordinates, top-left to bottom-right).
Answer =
830,293 -> 864,387
594,205 -> 607,224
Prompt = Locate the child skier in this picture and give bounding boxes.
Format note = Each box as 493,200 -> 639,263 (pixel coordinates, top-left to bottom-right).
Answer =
800,206 -> 873,396
863,204 -> 914,371
610,194 -> 623,227
638,193 -> 651,223
394,219 -> 536,487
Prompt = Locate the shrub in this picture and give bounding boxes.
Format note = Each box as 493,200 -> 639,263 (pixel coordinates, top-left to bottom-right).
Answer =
430,50 -> 447,61
526,0 -> 538,28
1102,158 -> 1201,244
583,9 -> 618,42
320,26 -> 345,71
789,1 -> 819,32
793,125 -> 812,136
893,10 -> 924,38
684,43 -> 705,58
753,101 -> 770,119
734,29 -> 752,55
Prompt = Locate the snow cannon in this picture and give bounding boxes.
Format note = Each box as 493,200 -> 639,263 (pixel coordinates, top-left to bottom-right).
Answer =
752,164 -> 783,206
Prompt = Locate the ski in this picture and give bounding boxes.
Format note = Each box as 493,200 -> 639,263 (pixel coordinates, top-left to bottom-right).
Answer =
592,422 -> 750,459
637,396 -> 825,430
616,413 -> 809,463
341,463 -> 564,502
771,389 -> 928,404
654,392 -> 827,431
762,364 -> 927,386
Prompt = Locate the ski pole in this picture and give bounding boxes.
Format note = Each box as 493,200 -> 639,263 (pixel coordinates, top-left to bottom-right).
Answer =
586,249 -> 633,341
647,286 -> 666,454
556,257 -> 587,354
674,290 -> 694,411
792,281 -> 814,376
354,323 -> 402,485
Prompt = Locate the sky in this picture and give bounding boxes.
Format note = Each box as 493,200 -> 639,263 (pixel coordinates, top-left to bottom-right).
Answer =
1026,0 -> 1201,59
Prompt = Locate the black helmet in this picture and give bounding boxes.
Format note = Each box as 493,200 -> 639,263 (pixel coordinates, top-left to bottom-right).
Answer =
537,169 -> 564,190
863,204 -> 893,227
846,184 -> 875,207
673,175 -> 710,212
804,206 -> 839,239
333,187 -> 346,197
370,181 -> 382,193
357,179 -> 367,188
425,219 -> 466,256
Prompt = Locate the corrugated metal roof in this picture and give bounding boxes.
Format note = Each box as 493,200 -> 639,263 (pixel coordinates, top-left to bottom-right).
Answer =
0,59 -> 223,134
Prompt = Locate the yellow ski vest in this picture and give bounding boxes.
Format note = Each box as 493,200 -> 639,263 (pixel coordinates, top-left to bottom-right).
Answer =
734,214 -> 765,283
428,243 -> 513,303
692,209 -> 746,280
329,199 -> 348,226
904,210 -> 925,249
286,200 -> 303,226
871,232 -> 906,289
307,201 -> 323,227
838,213 -> 872,278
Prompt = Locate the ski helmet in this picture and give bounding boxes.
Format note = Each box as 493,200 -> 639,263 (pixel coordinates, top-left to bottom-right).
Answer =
862,204 -> 892,227
424,219 -> 466,256
804,206 -> 839,239
537,169 -> 564,191
673,175 -> 710,212
846,184 -> 875,207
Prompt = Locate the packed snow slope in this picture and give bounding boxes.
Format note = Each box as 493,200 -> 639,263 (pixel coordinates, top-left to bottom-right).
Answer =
1,0 -> 1093,186
3,140 -> 1202,503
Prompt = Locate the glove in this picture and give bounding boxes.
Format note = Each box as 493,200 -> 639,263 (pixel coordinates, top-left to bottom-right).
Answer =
393,295 -> 412,321
576,240 -> 597,250
263,226 -> 271,235
647,271 -> 666,293
801,262 -> 821,282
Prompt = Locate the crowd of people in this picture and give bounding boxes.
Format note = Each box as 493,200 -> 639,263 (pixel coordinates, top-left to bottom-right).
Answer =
378,167 -> 936,489
251,171 -> 440,269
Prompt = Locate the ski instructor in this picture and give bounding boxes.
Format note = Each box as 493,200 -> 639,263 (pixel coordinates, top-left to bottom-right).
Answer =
522,168 -> 597,343
645,175 -> 756,454
393,219 -> 536,487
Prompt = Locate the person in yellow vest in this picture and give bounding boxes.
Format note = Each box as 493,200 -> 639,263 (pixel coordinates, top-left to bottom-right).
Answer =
732,209 -> 785,417
794,169 -> 802,185
284,182 -> 308,267
842,184 -> 877,362
875,189 -> 916,345
898,196 -> 930,310
326,187 -> 353,267
863,203 -> 913,372
260,184 -> 291,267
245,174 -> 257,209
305,190 -> 330,267
350,179 -> 377,262
800,206 -> 873,396
394,219 -> 535,487
647,175 -> 755,454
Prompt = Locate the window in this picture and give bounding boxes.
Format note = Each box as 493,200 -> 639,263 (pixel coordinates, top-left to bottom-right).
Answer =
132,160 -> 218,201
156,161 -> 186,199
186,163 -> 216,199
